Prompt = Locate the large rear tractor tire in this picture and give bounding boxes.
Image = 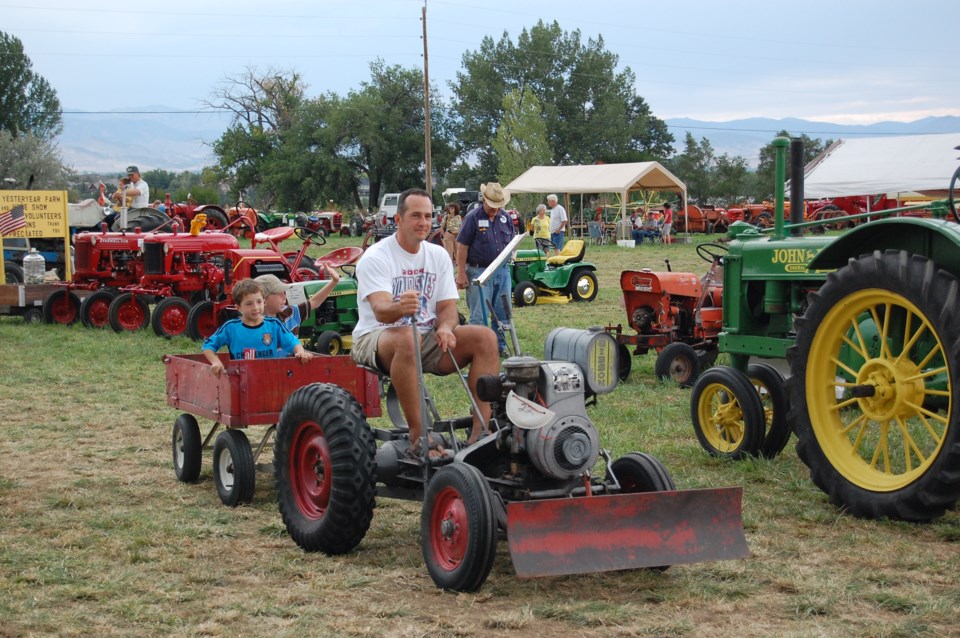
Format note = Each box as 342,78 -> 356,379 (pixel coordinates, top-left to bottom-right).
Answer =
213,429 -> 255,506
655,342 -> 701,388
274,383 -> 377,554
421,463 -> 497,592
691,366 -> 765,459
788,250 -> 960,521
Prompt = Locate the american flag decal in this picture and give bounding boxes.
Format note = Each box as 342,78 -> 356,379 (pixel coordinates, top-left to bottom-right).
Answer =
0,205 -> 27,236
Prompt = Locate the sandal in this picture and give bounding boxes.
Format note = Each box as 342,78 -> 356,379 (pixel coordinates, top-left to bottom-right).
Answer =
406,434 -> 455,465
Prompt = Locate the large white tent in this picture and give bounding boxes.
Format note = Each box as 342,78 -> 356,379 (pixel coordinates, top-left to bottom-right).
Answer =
802,133 -> 960,199
505,162 -> 688,240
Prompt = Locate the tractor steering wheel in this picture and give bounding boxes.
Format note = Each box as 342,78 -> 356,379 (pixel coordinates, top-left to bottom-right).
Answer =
696,243 -> 728,264
294,226 -> 327,245
949,165 -> 960,223
534,237 -> 556,254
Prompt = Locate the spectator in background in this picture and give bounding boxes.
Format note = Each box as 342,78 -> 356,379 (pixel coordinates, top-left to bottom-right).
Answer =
547,194 -> 567,256
661,202 -> 674,244
531,204 -> 551,242
441,201 -> 462,263
124,166 -> 149,208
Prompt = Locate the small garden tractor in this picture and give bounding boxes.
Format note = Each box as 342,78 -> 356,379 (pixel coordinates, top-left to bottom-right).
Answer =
272,324 -> 749,592
510,238 -> 599,306
691,137 -> 960,523
605,244 -> 724,386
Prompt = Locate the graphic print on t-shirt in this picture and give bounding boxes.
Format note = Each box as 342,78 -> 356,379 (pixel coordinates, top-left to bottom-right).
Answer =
392,266 -> 436,328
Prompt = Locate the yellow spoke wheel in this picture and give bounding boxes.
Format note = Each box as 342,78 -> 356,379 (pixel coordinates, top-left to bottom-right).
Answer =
691,366 -> 765,459
791,251 -> 960,521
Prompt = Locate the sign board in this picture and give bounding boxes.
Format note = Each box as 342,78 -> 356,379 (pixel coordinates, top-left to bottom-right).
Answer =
0,190 -> 71,281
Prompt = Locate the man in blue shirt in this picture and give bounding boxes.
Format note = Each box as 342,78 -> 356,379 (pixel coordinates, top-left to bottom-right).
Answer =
455,182 -> 516,356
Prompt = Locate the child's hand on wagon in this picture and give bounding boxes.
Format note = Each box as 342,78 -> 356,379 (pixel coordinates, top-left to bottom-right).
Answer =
209,360 -> 225,378
293,346 -> 313,364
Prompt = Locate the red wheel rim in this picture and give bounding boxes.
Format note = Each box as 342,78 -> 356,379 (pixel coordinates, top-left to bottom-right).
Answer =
289,420 -> 332,520
429,486 -> 468,571
52,292 -> 78,324
117,299 -> 145,330
87,298 -> 111,328
159,302 -> 189,335
194,305 -> 217,338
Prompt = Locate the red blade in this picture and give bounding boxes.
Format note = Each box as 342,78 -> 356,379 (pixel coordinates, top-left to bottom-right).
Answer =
506,487 -> 748,578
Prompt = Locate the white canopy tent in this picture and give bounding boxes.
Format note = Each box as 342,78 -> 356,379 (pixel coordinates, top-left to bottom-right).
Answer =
802,133 -> 960,199
505,162 -> 688,242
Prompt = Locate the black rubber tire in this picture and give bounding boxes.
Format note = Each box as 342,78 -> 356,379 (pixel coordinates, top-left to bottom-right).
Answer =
788,250 -> 960,521
513,281 -> 537,307
949,165 -> 960,223
108,293 -> 150,332
690,366 -> 765,459
186,300 -> 217,341
42,289 -> 81,325
569,268 -> 599,302
747,363 -> 792,459
421,463 -> 498,592
617,342 -> 632,382
274,383 -> 377,554
213,429 -> 256,507
152,296 -> 192,338
172,413 -> 202,483
202,209 -> 229,230
115,208 -> 169,232
655,342 -> 701,388
79,289 -> 115,329
697,348 -> 719,370
611,452 -> 676,492
22,307 -> 42,323
4,261 -> 24,284
313,330 -> 343,355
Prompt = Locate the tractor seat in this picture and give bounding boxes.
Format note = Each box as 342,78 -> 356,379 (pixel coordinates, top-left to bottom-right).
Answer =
547,239 -> 586,266
253,226 -> 295,246
314,246 -> 363,270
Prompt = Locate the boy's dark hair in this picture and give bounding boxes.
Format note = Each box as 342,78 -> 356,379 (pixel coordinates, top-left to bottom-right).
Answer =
398,188 -> 432,216
231,279 -> 263,305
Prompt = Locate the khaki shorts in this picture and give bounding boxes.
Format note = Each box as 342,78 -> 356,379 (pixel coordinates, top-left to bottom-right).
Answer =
352,326 -> 446,375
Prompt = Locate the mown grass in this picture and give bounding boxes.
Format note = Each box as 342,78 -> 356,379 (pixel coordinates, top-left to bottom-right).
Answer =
1,231 -> 958,637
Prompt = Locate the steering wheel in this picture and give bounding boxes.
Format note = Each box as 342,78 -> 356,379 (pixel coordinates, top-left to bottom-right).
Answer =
340,264 -> 357,279
696,242 -> 728,264
294,226 -> 327,245
949,165 -> 960,223
534,237 -> 556,254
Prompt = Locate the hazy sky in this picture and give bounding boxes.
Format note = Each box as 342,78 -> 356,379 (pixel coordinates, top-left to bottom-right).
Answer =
6,0 -> 959,126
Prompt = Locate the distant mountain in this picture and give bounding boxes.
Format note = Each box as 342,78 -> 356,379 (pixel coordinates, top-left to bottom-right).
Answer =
664,116 -> 960,167
57,106 -> 960,173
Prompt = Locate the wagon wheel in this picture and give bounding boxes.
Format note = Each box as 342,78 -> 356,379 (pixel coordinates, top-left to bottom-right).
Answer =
747,363 -> 792,459
152,296 -> 192,338
422,463 -> 498,592
569,268 -> 598,302
690,366 -> 765,459
22,307 -> 42,323
186,300 -> 218,341
42,289 -> 81,325
789,250 -> 960,521
172,414 -> 202,483
4,261 -> 23,284
79,289 -> 115,328
274,383 -> 377,554
948,164 -> 960,223
108,293 -> 150,332
655,342 -> 701,388
213,429 -> 255,506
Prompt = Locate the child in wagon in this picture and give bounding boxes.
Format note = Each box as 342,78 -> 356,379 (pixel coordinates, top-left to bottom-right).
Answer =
201,278 -> 312,377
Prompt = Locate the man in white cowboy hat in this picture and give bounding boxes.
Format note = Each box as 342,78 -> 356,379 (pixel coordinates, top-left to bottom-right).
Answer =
456,182 -> 516,357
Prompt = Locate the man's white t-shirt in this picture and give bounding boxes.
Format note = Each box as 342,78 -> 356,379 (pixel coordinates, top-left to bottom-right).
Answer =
549,203 -> 567,233
129,178 -> 150,208
353,234 -> 459,339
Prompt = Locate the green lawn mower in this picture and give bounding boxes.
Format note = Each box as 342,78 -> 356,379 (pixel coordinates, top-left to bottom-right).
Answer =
510,238 -> 599,307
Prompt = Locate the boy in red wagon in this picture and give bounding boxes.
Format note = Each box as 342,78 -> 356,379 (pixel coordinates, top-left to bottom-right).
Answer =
202,278 -> 312,378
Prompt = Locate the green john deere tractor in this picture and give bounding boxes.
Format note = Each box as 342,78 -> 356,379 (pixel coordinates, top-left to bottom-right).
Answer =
692,136 -> 960,522
290,276 -> 359,355
510,238 -> 599,306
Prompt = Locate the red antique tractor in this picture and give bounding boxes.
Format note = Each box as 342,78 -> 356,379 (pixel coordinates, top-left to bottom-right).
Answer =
606,243 -> 725,386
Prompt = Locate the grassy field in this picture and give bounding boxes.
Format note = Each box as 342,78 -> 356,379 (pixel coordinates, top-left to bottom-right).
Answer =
1,232 -> 958,637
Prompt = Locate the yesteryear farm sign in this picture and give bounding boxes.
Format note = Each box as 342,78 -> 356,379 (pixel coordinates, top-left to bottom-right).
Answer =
0,190 -> 71,281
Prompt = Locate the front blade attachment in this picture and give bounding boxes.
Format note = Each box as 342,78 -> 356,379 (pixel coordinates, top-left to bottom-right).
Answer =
506,487 -> 748,578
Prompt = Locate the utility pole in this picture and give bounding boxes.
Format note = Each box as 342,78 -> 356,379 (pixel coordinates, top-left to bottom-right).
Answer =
422,1 -> 432,196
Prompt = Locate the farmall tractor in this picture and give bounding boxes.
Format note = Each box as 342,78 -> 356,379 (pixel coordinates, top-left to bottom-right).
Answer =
692,136 -> 960,522
605,246 -> 724,386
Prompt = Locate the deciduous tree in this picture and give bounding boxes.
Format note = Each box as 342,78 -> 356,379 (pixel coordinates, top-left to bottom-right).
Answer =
754,131 -> 832,201
0,32 -> 62,141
